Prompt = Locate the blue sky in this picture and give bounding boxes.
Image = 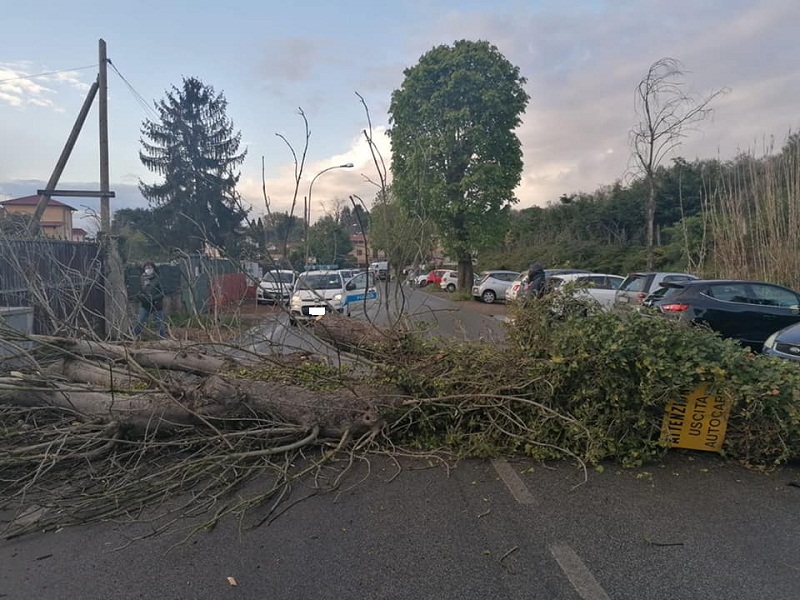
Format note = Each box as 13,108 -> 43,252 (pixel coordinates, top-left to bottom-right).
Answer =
1,0 -> 797,231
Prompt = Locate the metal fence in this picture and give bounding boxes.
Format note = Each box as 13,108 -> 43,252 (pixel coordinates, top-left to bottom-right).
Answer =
0,239 -> 105,336
124,254 -> 246,314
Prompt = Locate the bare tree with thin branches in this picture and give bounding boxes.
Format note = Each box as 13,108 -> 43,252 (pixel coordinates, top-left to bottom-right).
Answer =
629,57 -> 728,269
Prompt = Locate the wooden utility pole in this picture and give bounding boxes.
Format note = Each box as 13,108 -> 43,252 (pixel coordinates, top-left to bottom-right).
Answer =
98,38 -> 111,233
27,81 -> 99,236
95,39 -> 129,339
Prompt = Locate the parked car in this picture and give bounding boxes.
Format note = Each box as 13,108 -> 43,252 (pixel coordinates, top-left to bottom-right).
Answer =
289,269 -> 378,325
412,272 -> 430,287
652,279 -> 800,349
548,272 -> 625,309
257,270 -> 296,305
506,268 -> 592,304
506,272 -> 527,304
426,269 -> 447,287
440,270 -> 459,292
763,322 -> 800,362
615,271 -> 697,308
337,268 -> 359,281
404,268 -> 427,287
369,261 -> 389,281
472,270 -> 520,304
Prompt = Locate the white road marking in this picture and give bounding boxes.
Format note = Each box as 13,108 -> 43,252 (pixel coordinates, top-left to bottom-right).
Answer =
491,459 -> 535,505
550,544 -> 611,600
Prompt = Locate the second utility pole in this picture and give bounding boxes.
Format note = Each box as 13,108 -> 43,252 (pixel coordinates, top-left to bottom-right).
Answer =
98,38 -> 111,233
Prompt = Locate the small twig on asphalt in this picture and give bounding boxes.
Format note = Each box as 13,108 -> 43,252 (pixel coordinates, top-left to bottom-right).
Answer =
499,545 -> 519,563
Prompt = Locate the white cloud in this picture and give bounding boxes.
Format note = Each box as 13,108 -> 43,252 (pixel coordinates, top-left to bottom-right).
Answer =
0,63 -> 88,109
52,70 -> 92,92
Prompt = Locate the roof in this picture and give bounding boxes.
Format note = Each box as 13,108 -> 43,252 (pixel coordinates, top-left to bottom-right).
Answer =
39,221 -> 65,227
1,195 -> 76,211
551,272 -> 624,281
72,228 -> 87,235
666,279 -> 796,287
626,271 -> 695,277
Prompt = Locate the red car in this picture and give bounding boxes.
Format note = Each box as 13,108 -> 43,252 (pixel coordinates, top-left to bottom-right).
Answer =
426,269 -> 446,286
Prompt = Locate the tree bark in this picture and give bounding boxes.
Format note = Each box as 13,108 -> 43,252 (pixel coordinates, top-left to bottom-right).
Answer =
33,335 -> 230,374
0,371 -> 388,437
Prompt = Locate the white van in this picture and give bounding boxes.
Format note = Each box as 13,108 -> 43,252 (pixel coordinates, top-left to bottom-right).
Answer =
290,269 -> 379,324
257,270 -> 296,305
369,261 -> 389,281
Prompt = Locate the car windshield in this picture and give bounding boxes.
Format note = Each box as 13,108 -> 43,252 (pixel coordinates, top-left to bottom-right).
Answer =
263,272 -> 294,284
655,285 -> 685,300
298,273 -> 342,290
620,275 -> 648,292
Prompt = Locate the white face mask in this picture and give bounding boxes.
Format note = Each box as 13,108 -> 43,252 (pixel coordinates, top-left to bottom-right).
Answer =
144,267 -> 154,276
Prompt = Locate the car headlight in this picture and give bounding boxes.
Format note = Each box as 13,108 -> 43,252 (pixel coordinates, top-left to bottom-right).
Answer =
290,293 -> 302,308
764,331 -> 779,350
333,293 -> 343,302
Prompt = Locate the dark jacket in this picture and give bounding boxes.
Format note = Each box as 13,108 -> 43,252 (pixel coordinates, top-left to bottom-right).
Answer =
526,261 -> 546,298
139,271 -> 164,311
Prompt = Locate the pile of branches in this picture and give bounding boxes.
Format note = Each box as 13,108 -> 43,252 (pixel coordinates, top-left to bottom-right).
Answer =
0,318 -> 398,539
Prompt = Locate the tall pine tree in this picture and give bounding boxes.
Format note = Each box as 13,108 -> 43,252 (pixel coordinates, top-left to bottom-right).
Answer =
139,77 -> 247,253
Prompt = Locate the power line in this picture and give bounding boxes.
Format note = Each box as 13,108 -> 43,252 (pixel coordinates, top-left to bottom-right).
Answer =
107,59 -> 158,119
0,64 -> 97,84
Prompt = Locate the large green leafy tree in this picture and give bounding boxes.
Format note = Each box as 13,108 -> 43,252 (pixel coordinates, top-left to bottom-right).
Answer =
388,39 -> 529,289
139,77 -> 248,254
308,216 -> 353,266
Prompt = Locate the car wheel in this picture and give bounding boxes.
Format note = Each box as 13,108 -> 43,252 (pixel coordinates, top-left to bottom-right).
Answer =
289,317 -> 297,327
482,289 -> 496,304
446,283 -> 456,292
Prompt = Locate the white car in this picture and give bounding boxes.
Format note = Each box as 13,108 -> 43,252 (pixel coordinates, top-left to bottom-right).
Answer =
290,269 -> 379,324
257,270 -> 296,305
548,272 -> 625,309
439,270 -> 459,292
471,270 -> 520,304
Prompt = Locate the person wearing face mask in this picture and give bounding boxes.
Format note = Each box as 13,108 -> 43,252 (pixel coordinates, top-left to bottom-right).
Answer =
133,261 -> 166,339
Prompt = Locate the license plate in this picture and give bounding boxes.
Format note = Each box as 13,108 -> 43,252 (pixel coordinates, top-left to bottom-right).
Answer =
309,306 -> 326,316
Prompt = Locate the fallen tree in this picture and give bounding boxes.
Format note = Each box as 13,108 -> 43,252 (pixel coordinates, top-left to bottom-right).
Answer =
2,298 -> 800,540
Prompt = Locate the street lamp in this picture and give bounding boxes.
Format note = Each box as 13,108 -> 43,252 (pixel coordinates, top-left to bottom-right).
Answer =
304,162 -> 354,267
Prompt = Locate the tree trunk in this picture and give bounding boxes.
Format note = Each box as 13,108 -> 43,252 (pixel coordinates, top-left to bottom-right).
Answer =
0,371 -> 387,437
646,175 -> 656,270
457,255 -> 474,293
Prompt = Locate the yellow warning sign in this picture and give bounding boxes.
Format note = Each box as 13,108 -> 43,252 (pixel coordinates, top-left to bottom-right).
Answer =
662,385 -> 731,452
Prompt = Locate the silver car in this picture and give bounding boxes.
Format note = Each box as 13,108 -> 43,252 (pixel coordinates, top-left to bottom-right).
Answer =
614,271 -> 697,308
548,273 -> 626,310
472,270 -> 520,304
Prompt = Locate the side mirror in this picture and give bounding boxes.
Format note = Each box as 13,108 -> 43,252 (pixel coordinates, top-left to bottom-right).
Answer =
345,282 -> 356,291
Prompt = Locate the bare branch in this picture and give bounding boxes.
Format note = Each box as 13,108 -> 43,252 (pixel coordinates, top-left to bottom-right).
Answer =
629,57 -> 729,268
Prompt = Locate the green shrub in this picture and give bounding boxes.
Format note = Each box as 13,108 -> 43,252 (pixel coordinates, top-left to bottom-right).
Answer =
380,293 -> 800,467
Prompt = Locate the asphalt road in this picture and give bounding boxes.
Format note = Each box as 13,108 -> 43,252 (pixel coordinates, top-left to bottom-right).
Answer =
2,453 -> 799,599
3,288 -> 799,599
239,283 -> 507,361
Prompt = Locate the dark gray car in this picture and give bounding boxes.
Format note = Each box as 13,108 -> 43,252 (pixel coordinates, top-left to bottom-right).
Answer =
763,321 -> 800,361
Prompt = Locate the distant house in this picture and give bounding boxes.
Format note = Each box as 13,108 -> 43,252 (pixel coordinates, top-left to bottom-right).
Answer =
347,233 -> 385,267
72,228 -> 88,242
0,195 -> 76,240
